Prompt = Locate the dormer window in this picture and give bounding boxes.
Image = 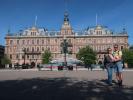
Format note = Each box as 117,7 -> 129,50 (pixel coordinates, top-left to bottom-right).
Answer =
96,31 -> 102,35
100,31 -> 102,35
34,32 -> 36,35
22,40 -> 25,45
96,31 -> 98,35
31,32 -> 36,36
90,30 -> 93,34
25,31 -> 28,35
17,40 -> 19,45
10,40 -> 13,45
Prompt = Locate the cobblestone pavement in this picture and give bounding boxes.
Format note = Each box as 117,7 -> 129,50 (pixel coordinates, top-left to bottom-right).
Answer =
0,70 -> 133,100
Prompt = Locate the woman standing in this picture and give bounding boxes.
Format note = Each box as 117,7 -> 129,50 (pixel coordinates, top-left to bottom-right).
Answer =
104,48 -> 115,86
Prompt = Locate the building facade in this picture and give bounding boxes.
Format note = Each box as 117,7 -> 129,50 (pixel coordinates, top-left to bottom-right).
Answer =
5,12 -> 128,65
0,45 -> 5,67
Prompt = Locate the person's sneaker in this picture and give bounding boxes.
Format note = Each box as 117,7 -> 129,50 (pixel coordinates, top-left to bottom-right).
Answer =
119,80 -> 123,86
107,82 -> 113,86
118,80 -> 123,86
109,83 -> 113,86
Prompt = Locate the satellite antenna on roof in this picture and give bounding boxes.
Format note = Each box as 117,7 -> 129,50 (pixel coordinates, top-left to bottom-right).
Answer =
34,16 -> 37,26
7,25 -> 11,34
96,13 -> 98,26
122,24 -> 127,34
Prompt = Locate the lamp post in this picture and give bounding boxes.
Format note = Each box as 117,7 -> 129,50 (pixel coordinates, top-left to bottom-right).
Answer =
60,36 -> 68,68
63,36 -> 68,68
22,48 -> 26,65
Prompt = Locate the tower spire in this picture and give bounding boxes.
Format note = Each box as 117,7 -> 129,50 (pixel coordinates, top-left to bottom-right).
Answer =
64,0 -> 69,23
64,11 -> 69,22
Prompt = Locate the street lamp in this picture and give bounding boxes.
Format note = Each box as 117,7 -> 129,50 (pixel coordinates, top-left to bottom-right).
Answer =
63,37 -> 68,68
60,36 -> 68,68
22,48 -> 26,65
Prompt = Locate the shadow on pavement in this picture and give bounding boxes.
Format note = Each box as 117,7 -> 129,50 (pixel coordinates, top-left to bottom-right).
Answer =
0,77 -> 133,100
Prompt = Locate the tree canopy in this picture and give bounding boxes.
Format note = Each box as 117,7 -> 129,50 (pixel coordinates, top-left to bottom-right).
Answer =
122,49 -> 133,68
42,50 -> 52,64
1,55 -> 11,65
76,46 -> 97,67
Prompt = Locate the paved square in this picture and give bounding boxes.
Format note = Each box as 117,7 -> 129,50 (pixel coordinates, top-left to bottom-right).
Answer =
0,70 -> 133,100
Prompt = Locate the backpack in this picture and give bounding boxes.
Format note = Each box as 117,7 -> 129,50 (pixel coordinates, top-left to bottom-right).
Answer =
104,55 -> 113,68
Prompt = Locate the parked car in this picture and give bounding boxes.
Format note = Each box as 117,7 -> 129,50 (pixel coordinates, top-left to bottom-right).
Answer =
67,65 -> 73,70
58,65 -> 64,71
14,63 -> 22,69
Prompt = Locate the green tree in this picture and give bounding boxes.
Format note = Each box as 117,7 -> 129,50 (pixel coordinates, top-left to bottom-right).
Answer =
76,45 -> 97,67
122,49 -> 133,68
42,50 -> 52,64
1,55 -> 11,65
129,45 -> 133,51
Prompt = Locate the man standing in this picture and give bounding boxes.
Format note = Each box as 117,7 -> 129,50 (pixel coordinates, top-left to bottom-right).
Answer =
113,44 -> 123,86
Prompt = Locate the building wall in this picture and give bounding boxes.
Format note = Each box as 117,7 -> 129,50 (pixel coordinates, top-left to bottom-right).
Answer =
5,33 -> 128,65
0,45 -> 5,66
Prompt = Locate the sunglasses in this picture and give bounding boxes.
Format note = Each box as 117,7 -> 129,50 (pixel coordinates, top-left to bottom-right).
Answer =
108,49 -> 112,51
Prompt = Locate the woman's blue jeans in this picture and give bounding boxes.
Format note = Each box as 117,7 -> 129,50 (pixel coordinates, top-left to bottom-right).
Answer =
106,66 -> 113,84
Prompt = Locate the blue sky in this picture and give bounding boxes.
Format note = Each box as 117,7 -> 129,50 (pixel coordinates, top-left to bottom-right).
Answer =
0,0 -> 133,45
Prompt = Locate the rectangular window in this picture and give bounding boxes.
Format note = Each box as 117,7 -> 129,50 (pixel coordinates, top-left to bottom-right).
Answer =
37,40 -> 39,44
32,40 -> 34,44
27,40 -> 29,45
42,40 -> 44,44
55,39 -> 57,43
17,40 -> 19,45
10,55 -> 12,59
22,40 -> 25,45
32,55 -> 34,59
16,54 -> 19,59
27,55 -> 29,59
42,47 -> 44,51
10,40 -> 13,45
